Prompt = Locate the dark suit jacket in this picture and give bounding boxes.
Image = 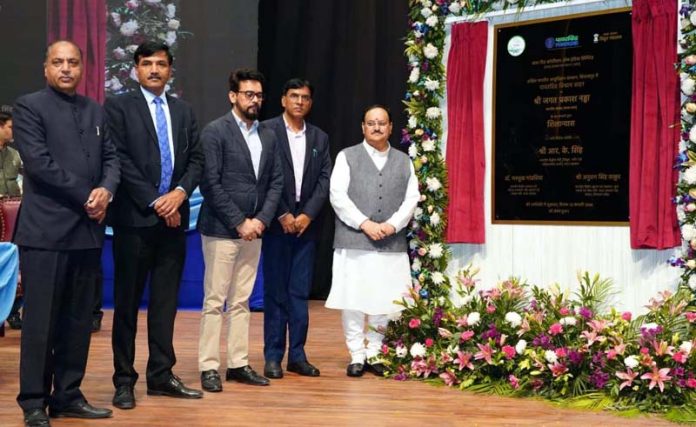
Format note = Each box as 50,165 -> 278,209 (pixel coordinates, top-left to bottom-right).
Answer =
260,115 -> 331,240
104,89 -> 203,229
12,87 -> 120,250
197,112 -> 283,239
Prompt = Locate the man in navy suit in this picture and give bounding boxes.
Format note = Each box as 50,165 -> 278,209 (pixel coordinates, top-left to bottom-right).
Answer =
13,40 -> 119,427
197,69 -> 283,392
260,79 -> 331,379
104,41 -> 204,409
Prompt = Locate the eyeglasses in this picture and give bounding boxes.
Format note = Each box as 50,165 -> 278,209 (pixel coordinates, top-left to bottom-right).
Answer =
237,91 -> 264,101
364,121 -> 389,128
287,93 -> 311,102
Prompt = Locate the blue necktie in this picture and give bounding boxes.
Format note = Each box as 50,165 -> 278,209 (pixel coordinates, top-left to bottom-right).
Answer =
154,97 -> 173,194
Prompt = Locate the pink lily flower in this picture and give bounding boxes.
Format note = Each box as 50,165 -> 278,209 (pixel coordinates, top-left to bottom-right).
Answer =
548,362 -> 568,378
460,330 -> 474,342
439,370 -> 457,386
453,351 -> 474,371
587,319 -> 609,333
685,312 -> 696,323
616,368 -> 639,391
641,366 -> 672,392
474,343 -> 495,365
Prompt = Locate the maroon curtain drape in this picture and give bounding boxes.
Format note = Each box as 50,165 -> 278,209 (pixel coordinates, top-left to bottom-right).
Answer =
445,21 -> 487,243
47,0 -> 106,103
630,0 -> 680,249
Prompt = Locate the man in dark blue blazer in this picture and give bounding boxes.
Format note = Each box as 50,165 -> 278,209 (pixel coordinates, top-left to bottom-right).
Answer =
13,40 -> 119,427
260,79 -> 331,379
104,42 -> 204,409
197,69 -> 283,392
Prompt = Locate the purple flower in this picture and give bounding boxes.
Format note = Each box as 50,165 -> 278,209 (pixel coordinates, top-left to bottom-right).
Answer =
532,333 -> 553,350
674,367 -> 686,378
568,350 -> 584,365
393,372 -> 407,381
591,352 -> 607,368
433,307 -> 443,327
480,323 -> 500,341
578,307 -> 593,319
589,369 -> 610,389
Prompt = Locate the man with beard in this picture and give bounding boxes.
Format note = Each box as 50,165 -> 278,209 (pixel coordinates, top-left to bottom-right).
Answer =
325,105 -> 419,377
105,41 -> 204,409
197,69 -> 283,392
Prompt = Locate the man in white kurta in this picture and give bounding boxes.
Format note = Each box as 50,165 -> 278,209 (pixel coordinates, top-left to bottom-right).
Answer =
326,105 -> 419,377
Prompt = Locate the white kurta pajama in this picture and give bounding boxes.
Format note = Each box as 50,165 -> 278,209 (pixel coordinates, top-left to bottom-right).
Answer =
325,141 -> 419,363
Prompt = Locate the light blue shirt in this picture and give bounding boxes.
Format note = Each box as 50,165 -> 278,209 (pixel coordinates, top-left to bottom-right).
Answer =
231,110 -> 262,179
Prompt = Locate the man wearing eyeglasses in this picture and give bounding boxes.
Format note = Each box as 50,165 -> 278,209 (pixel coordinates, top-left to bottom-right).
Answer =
326,105 -> 419,378
197,69 -> 283,392
260,79 -> 331,380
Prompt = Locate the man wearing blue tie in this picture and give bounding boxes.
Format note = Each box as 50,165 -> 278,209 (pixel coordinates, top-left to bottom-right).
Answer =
104,41 -> 204,410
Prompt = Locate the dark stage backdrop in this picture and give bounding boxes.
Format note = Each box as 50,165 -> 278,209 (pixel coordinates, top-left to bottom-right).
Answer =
258,0 -> 410,299
0,0 -> 47,108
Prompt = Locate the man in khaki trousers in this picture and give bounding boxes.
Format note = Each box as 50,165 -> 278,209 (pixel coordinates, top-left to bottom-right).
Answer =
196,69 -> 283,392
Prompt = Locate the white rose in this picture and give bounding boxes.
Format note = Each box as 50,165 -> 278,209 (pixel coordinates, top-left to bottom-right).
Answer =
410,342 -> 427,358
559,316 -> 577,326
165,31 -> 177,46
408,144 -> 418,159
680,341 -> 693,354
422,139 -> 435,152
426,177 -> 442,192
505,312 -> 522,328
467,312 -> 480,326
683,224 -> 696,241
421,0 -> 432,7
682,78 -> 696,96
421,7 -> 432,18
126,44 -> 139,53
432,272 -> 445,284
624,355 -> 639,369
409,67 -> 420,83
111,12 -> 122,26
409,239 -> 419,250
414,207 -> 423,219
166,3 -> 176,18
691,11 -> 696,26
688,259 -> 696,270
423,43 -> 438,59
144,0 -> 161,4
112,47 -> 127,60
515,340 -> 527,354
683,165 -> 696,184
430,212 -> 440,226
168,19 -> 180,30
120,20 -> 139,37
411,258 -> 422,272
408,115 -> 418,129
449,2 -> 461,14
544,350 -> 558,364
429,243 -> 444,258
396,345 -> 408,358
690,127 -> 696,143
425,15 -> 438,27
678,209 -> 687,222
424,78 -> 440,91
426,107 -> 441,119
109,76 -> 123,92
689,274 -> 696,290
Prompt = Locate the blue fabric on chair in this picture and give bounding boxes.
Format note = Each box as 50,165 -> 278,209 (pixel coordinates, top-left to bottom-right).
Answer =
0,242 -> 19,324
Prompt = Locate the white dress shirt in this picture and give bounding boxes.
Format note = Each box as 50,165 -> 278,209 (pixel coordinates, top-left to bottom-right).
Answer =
283,115 -> 307,202
232,110 -> 262,179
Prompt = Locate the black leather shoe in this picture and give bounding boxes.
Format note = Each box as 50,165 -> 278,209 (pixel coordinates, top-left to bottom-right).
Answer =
365,362 -> 386,376
226,366 -> 270,386
7,312 -> 21,330
112,385 -> 135,409
287,360 -> 320,377
264,361 -> 283,379
23,408 -> 50,427
201,370 -> 222,392
346,363 -> 365,377
49,401 -> 112,419
147,375 -> 203,398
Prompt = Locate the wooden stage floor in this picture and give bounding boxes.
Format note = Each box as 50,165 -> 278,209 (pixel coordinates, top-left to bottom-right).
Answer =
0,302 -> 672,426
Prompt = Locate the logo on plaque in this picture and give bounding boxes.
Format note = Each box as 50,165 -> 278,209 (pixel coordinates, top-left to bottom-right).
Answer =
507,36 -> 526,57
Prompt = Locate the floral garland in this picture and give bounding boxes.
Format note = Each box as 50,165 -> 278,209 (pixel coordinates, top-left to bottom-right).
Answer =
384,0 -> 696,421
105,0 -> 191,96
674,2 -> 696,299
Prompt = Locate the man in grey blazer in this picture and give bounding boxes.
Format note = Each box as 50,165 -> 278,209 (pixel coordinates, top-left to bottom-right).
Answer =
197,69 -> 283,392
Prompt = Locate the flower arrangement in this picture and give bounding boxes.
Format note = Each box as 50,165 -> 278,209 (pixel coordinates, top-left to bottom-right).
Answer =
105,0 -> 191,96
675,2 -> 696,300
381,267 -> 696,422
